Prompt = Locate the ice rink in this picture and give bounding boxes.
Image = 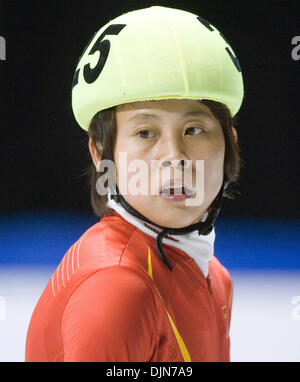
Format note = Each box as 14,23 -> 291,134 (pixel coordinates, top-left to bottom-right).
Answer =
0,267 -> 299,362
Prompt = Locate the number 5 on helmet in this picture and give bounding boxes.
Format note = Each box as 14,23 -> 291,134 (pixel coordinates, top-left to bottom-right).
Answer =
71,6 -> 244,132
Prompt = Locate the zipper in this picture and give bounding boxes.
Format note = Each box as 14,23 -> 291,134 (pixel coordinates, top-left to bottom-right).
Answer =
206,275 -> 213,295
182,256 -> 223,361
206,275 -> 222,361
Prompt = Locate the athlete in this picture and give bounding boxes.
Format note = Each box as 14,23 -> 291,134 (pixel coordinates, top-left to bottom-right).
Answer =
25,5 -> 244,362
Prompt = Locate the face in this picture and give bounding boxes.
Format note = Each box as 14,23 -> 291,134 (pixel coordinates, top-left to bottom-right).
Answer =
111,99 -> 226,228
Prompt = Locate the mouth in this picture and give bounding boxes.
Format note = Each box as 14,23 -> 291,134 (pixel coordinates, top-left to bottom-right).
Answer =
159,179 -> 195,201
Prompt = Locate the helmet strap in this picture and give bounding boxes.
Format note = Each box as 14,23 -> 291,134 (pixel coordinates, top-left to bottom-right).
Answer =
110,177 -> 229,271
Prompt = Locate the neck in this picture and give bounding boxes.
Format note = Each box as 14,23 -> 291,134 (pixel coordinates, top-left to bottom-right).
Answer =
106,192 -> 215,277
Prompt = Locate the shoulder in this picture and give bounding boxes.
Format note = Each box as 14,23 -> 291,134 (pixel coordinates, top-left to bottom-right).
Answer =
64,264 -> 157,311
50,210 -> 151,298
79,212 -> 137,262
61,211 -> 138,273
209,256 -> 233,291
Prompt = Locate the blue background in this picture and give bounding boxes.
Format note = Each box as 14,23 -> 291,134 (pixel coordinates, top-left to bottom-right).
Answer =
1,211 -> 299,271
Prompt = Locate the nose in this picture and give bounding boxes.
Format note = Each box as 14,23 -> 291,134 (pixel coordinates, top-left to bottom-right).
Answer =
158,134 -> 191,169
160,159 -> 191,169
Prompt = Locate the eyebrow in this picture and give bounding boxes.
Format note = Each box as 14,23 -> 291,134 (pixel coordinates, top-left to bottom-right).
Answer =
127,110 -> 212,123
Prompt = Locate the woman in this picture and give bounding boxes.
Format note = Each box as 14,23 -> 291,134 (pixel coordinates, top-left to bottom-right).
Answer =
26,5 -> 244,362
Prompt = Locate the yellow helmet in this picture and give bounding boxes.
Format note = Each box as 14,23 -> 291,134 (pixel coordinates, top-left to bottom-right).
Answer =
71,5 -> 244,131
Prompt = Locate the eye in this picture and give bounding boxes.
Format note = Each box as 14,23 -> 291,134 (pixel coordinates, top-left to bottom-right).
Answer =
137,129 -> 155,139
185,126 -> 204,135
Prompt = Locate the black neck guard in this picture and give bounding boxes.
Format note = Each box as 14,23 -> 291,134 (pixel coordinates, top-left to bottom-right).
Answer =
110,179 -> 228,271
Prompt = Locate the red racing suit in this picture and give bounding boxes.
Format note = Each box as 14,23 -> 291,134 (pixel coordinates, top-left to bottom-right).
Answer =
25,210 -> 233,362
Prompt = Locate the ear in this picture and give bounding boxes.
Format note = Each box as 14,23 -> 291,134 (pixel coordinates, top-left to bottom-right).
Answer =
231,127 -> 238,143
88,137 -> 102,169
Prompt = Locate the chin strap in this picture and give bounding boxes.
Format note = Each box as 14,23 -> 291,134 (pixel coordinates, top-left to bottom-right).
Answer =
110,178 -> 229,271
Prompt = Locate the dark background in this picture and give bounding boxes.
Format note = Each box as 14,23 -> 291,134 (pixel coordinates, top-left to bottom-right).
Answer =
1,3 -> 299,363
1,0 -> 299,219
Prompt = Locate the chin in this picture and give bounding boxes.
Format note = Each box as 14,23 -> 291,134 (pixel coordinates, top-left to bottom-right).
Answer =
147,210 -> 200,229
